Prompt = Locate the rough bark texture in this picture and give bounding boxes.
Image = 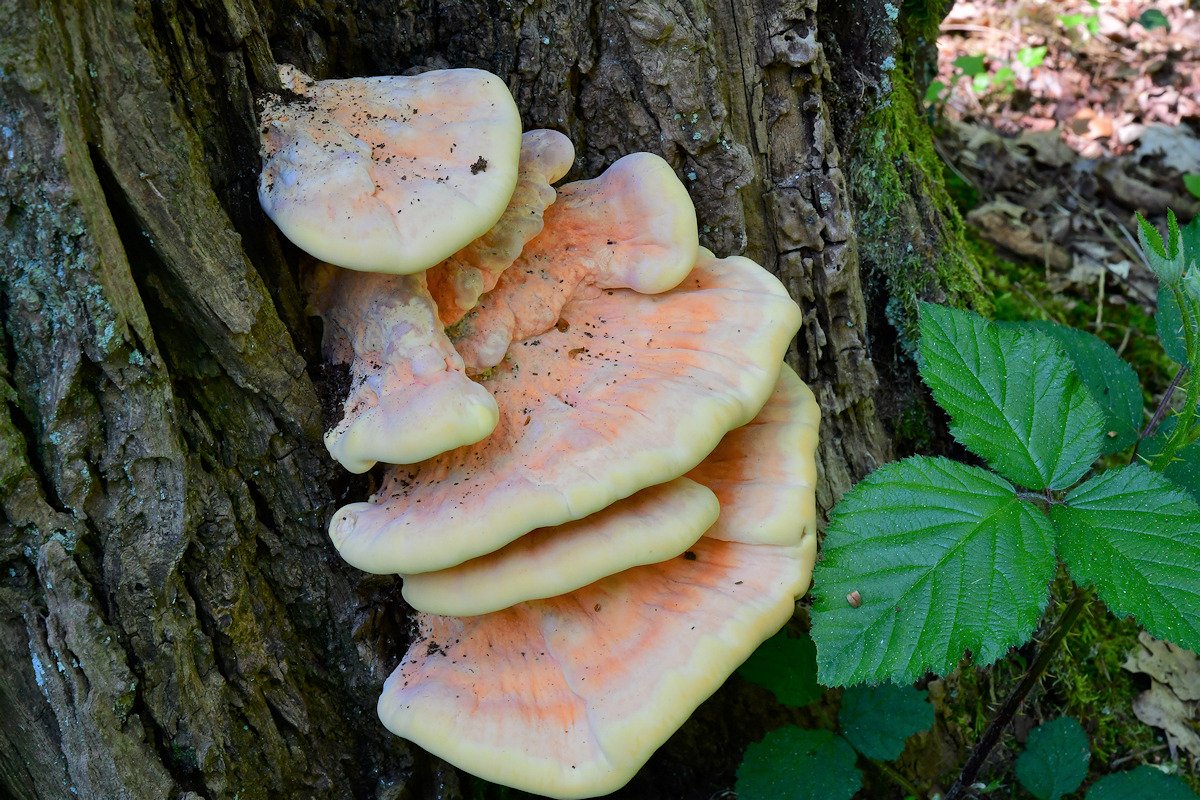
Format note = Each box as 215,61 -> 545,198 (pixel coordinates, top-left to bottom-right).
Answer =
0,1 -> 961,798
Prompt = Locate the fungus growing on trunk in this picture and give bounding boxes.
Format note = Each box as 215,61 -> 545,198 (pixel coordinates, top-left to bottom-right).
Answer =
377,367 -> 820,799
308,266 -> 499,473
329,251 -> 801,575
259,65 -> 521,274
399,364 -> 819,617
256,65 -> 819,800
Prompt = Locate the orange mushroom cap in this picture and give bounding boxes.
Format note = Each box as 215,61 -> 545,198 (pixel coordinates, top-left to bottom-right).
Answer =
379,532 -> 815,799
687,364 -> 820,545
452,152 -> 700,372
399,364 -> 819,616
259,65 -> 521,274
309,264 -> 499,473
427,129 -> 576,326
399,477 -> 719,616
375,364 -> 820,797
329,250 -> 802,574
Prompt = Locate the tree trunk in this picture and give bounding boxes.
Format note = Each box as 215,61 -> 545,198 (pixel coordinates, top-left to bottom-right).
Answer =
0,0 -> 969,798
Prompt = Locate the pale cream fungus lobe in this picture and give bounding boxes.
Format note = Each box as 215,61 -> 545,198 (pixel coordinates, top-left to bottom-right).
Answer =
259,65 -> 522,274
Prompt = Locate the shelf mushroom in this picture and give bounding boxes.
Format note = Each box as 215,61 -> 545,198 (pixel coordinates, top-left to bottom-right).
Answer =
259,65 -> 522,274
257,64 -> 820,800
328,249 -> 802,574
377,365 -> 821,799
306,130 -> 574,472
400,365 -> 818,617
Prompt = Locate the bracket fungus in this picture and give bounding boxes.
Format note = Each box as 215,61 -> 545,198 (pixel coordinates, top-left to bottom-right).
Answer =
329,250 -> 801,575
259,65 -> 521,274
377,366 -> 819,797
258,65 -> 820,799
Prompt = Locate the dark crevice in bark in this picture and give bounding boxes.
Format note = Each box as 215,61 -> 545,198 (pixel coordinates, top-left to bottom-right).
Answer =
0,296 -> 70,519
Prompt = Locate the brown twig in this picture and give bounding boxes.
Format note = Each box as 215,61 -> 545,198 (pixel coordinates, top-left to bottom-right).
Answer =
942,588 -> 1092,800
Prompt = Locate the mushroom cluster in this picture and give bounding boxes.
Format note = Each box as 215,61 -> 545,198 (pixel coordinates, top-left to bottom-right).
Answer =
259,65 -> 820,799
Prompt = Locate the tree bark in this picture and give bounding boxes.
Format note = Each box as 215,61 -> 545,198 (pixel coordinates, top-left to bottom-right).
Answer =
0,0 -> 965,798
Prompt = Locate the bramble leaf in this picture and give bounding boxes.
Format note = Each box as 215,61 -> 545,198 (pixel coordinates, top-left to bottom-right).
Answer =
1086,766 -> 1199,799
838,684 -> 934,760
811,456 -> 1056,685
1053,464 -> 1200,651
738,629 -> 822,708
1003,321 -> 1142,454
918,303 -> 1105,489
736,728 -> 862,800
1015,716 -> 1091,800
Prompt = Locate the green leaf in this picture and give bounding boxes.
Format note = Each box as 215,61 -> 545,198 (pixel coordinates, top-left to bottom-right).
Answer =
1183,215 -> 1200,264
1059,12 -> 1087,27
1142,416 -> 1200,503
918,303 -> 1105,490
972,73 -> 992,93
1015,717 -> 1091,800
811,456 -> 1056,685
738,629 -> 822,707
838,684 -> 934,760
954,54 -> 987,77
1158,285 -> 1188,363
1053,464 -> 1200,651
1139,9 -> 1171,31
1184,174 -> 1200,200
1086,766 -> 1199,799
1017,46 -> 1048,67
736,728 -> 862,800
1138,211 -> 1184,282
925,80 -> 947,103
1002,321 -> 1142,454
993,66 -> 1016,90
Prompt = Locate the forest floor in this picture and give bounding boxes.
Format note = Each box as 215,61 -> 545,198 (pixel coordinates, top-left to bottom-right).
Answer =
902,0 -> 1200,796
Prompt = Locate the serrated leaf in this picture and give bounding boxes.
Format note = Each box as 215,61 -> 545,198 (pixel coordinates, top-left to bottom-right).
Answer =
954,54 -> 986,77
838,684 -> 934,760
1053,464 -> 1200,651
736,728 -> 862,800
738,629 -> 822,708
811,456 -> 1056,685
1086,766 -> 1199,799
918,303 -> 1105,489
1139,9 -> 1171,31
1003,321 -> 1143,453
1139,211 -> 1185,282
1015,716 -> 1091,800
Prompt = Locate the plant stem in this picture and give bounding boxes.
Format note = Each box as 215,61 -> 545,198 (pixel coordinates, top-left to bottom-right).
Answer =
941,587 -> 1091,800
1132,365 -> 1186,461
872,758 -> 923,799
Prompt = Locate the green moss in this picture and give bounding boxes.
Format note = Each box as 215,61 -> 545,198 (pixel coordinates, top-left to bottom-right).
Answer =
851,69 -> 988,353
